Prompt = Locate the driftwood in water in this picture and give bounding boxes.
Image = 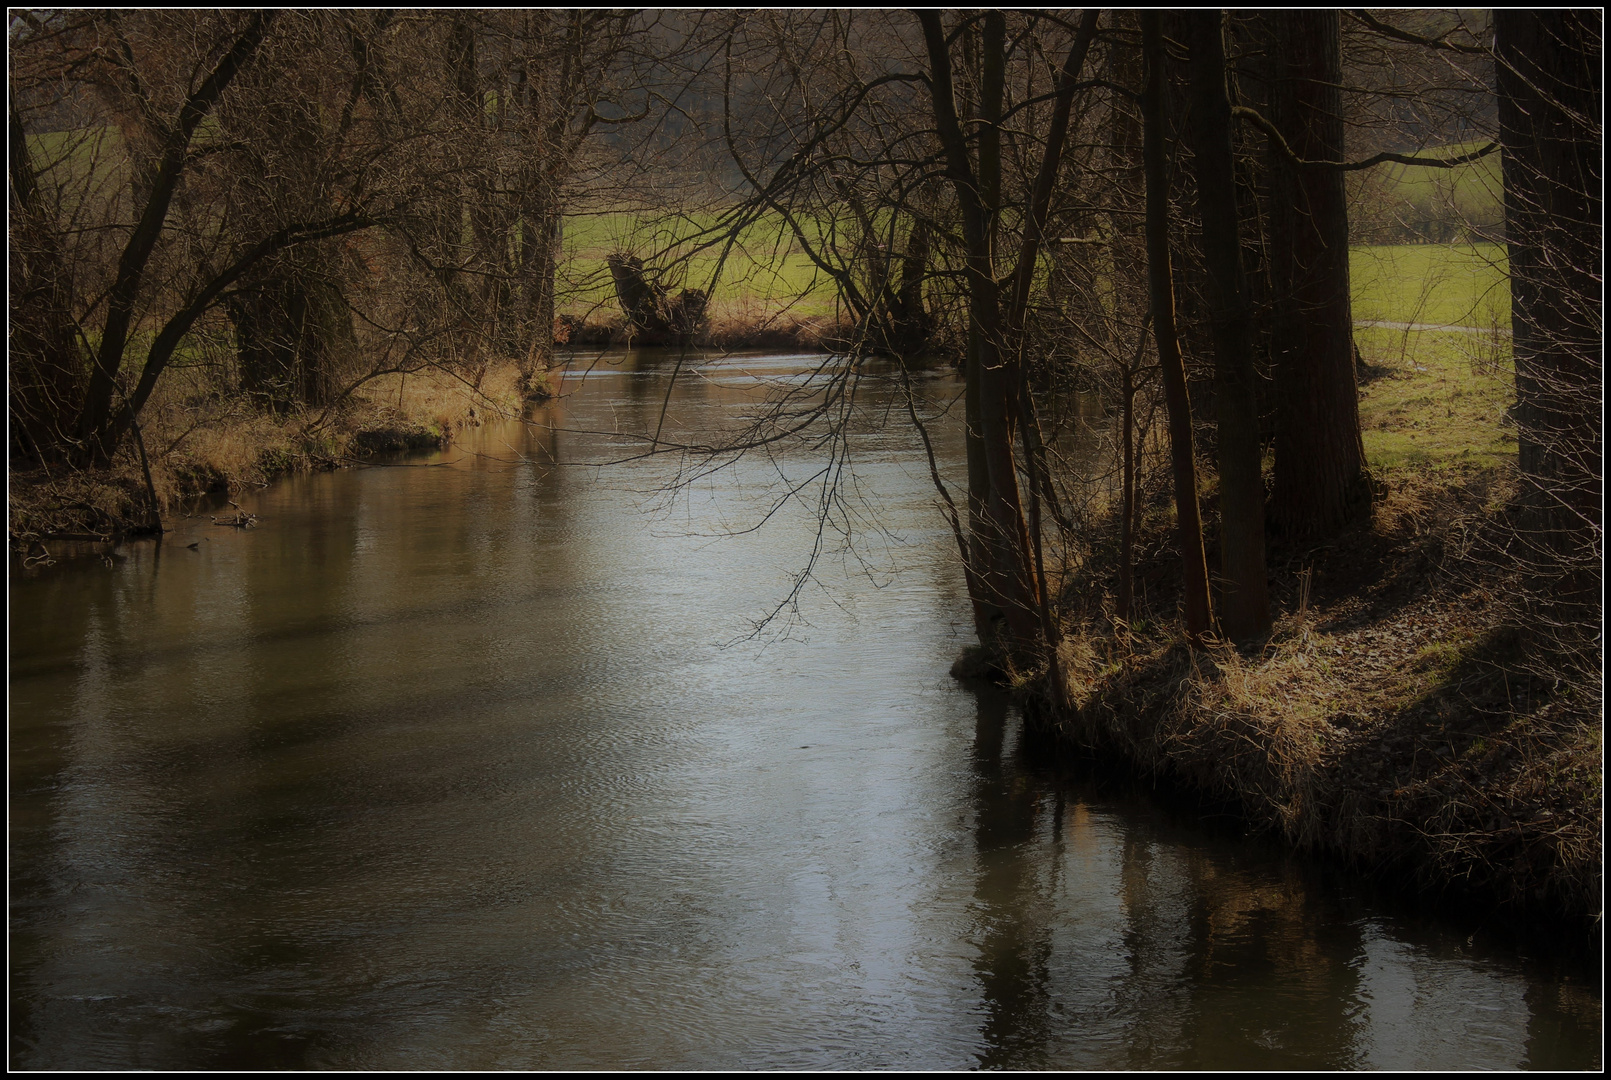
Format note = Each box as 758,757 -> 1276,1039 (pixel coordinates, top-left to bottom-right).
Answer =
606,254 -> 708,345
211,501 -> 258,528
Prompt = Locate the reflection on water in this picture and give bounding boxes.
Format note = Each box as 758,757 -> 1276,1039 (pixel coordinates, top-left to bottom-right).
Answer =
9,351 -> 1600,1069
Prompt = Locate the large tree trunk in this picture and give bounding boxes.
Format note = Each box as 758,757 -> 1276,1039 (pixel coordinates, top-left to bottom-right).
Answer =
1263,10 -> 1369,539
518,193 -> 559,390
1142,12 -> 1215,645
1184,11 -> 1271,640
889,214 -> 933,357
1105,16 -> 1146,623
1495,10 -> 1602,618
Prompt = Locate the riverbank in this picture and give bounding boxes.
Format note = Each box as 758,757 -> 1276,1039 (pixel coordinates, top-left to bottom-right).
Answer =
7,362 -> 530,550
1028,464 -> 1601,937
560,312 -> 867,354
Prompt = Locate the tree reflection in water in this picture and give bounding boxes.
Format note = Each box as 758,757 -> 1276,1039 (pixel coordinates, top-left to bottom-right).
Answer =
956,686 -> 1593,1070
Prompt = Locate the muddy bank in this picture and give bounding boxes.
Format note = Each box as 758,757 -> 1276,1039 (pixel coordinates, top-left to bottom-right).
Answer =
1015,466 -> 1601,937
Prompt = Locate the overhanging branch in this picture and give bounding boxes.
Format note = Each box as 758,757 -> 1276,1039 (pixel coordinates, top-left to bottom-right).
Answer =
1234,106 -> 1497,171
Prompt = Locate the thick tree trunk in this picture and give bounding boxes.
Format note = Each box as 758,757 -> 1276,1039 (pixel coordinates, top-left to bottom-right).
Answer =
1142,12 -> 1215,645
1495,10 -> 1602,616
516,176 -> 560,390
1263,10 -> 1369,539
1118,363 -> 1137,621
1185,11 -> 1271,640
889,215 -> 932,356
1103,14 -> 1147,624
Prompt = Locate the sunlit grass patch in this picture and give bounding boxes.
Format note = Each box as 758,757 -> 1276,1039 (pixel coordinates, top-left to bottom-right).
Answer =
559,210 -> 838,321
1356,324 -> 1515,471
1351,242 -> 1509,329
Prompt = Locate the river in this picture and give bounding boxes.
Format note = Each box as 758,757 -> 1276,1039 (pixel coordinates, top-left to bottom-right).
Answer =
9,350 -> 1600,1069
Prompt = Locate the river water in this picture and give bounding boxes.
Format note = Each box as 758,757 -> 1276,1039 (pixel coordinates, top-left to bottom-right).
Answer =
9,351 -> 1600,1069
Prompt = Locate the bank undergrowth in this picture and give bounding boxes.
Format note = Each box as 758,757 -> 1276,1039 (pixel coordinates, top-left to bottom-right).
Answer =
8,361 -> 529,547
1032,464 -> 1601,935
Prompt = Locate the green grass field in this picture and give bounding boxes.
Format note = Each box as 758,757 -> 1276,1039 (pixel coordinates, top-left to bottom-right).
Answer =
557,210 -> 840,321
1348,139 -> 1505,243
1355,324 -> 1515,470
557,216 -> 1515,471
1352,243 -> 1515,471
25,126 -> 129,192
1375,140 -> 1503,222
1351,242 -> 1509,329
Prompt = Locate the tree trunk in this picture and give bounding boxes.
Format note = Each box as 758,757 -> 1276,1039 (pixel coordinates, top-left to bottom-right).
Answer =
74,12 -> 272,465
889,214 -> 933,356
1104,14 -> 1148,625
919,10 -> 1044,661
1184,11 -> 1271,640
1495,10 -> 1602,617
227,260 -> 356,413
1263,10 -> 1369,539
1142,12 -> 1215,645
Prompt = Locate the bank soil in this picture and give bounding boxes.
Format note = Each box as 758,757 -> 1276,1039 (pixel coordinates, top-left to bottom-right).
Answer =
1038,466 -> 1601,936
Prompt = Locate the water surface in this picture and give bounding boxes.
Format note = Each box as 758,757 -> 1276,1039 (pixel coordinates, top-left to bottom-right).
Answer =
10,350 -> 1600,1069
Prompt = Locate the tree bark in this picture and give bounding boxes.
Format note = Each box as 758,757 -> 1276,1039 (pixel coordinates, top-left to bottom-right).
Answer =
9,102 -> 83,460
1184,11 -> 1271,640
1142,12 -> 1214,645
1495,10 -> 1602,616
1263,10 -> 1369,539
1106,16 -> 1146,624
228,259 -> 357,413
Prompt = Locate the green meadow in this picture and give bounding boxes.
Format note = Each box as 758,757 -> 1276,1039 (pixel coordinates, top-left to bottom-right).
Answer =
1351,243 -> 1515,471
30,120 -> 1520,472
557,210 -> 840,321
1350,242 -> 1510,329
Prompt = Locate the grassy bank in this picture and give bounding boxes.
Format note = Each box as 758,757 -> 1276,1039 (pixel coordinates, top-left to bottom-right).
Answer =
1024,248 -> 1598,932
558,209 -> 838,325
9,363 -> 528,548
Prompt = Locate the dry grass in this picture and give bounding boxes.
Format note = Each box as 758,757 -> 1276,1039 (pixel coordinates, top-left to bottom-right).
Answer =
9,361 -> 528,546
1045,466 -> 1602,933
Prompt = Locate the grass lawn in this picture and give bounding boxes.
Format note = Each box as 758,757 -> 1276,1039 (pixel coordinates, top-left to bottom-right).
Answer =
1351,242 -> 1509,329
1352,241 -> 1515,472
1355,324 -> 1516,471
